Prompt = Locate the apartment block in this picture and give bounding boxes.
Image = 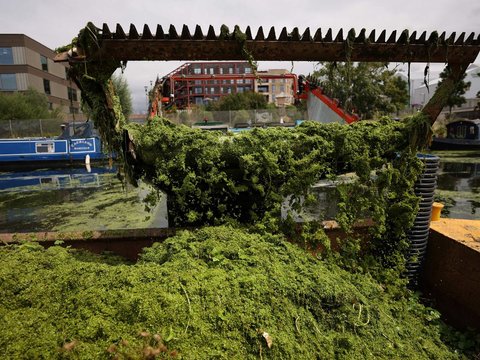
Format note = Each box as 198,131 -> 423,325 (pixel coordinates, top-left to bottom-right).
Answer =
160,61 -> 295,109
0,34 -> 82,118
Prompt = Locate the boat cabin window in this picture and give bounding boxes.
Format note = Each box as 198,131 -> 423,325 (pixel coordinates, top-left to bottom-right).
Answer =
74,124 -> 88,137
36,142 -> 54,153
456,126 -> 467,139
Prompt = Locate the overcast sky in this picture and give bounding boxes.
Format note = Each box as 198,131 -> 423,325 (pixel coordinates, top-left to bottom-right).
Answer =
2,0 -> 479,112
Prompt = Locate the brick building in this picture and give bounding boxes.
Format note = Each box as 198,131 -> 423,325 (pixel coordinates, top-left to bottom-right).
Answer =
160,61 -> 295,109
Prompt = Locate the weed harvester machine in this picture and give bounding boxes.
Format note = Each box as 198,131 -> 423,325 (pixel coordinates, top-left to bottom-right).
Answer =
55,22 -> 480,129
55,23 -> 480,286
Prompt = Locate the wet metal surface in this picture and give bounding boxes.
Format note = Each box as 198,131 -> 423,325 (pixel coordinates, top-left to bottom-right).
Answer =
56,23 -> 480,64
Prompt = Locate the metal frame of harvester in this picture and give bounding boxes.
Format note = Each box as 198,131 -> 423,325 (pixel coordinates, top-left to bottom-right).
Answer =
55,23 -> 480,126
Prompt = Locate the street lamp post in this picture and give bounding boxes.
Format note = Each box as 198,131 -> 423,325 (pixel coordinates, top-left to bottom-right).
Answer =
144,85 -> 148,113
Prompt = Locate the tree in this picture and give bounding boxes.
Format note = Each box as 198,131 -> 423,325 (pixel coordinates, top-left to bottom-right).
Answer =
206,91 -> 268,111
312,62 -> 409,119
111,74 -> 133,120
436,65 -> 471,114
81,74 -> 132,121
0,88 -> 63,120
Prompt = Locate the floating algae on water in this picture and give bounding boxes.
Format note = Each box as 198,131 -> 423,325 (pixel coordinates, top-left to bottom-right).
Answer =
0,227 -> 469,359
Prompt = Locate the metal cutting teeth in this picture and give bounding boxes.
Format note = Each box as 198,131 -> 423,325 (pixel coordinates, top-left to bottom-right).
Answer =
62,23 -> 479,64
98,23 -> 479,46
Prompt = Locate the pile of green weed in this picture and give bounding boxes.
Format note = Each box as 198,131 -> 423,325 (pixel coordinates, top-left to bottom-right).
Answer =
125,116 -> 422,225
0,227 -> 469,359
124,115 -> 428,271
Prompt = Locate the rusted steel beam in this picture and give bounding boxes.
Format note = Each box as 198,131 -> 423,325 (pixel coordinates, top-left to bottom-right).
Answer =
94,39 -> 479,63
55,24 -> 479,65
53,23 -> 480,128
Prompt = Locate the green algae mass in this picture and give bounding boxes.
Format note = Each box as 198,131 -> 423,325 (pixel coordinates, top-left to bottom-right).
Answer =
0,226 -> 466,359
123,115 -> 429,272
0,172 -> 164,232
124,116 -> 424,228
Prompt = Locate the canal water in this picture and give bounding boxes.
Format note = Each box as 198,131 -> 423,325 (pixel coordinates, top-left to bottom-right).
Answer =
0,164 -> 168,233
0,151 -> 478,233
432,150 -> 480,219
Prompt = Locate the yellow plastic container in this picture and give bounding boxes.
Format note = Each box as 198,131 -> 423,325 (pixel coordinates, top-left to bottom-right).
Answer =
431,202 -> 444,221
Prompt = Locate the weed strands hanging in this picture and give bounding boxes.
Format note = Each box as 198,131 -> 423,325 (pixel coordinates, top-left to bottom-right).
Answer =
123,115 -> 426,268
0,227 -> 465,359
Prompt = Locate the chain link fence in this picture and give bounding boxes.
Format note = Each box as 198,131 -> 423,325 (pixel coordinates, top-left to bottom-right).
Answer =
163,108 -> 307,128
0,109 -> 308,139
0,119 -> 66,139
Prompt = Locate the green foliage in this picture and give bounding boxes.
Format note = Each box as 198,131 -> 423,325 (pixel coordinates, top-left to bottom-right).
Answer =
122,114 -> 433,275
206,91 -> 268,111
111,74 -> 133,120
437,65 -> 471,113
65,22 -> 124,153
313,62 -> 409,119
0,227 -> 471,359
0,88 -> 63,120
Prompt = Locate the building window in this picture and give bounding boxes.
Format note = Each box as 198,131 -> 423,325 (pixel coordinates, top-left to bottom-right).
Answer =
48,102 -> 53,110
209,68 -> 214,75
68,87 -> 77,102
220,68 -> 224,75
245,67 -> 252,74
237,79 -> 244,84
228,67 -> 233,74
237,87 -> 244,93
257,85 -> 269,93
43,79 -> 51,95
194,87 -> 202,94
272,85 -> 276,92
40,55 -> 48,72
0,48 -> 14,65
69,107 -> 79,114
0,74 -> 17,90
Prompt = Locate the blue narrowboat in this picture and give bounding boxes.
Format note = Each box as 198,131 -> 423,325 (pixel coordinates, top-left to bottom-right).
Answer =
0,121 -> 109,164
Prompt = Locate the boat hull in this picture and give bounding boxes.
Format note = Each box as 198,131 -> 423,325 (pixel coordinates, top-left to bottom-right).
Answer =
430,137 -> 480,150
0,137 -> 107,163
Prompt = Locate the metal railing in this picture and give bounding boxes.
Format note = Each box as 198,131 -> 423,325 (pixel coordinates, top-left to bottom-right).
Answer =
0,109 -> 308,139
0,119 -> 67,139
163,108 -> 308,128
